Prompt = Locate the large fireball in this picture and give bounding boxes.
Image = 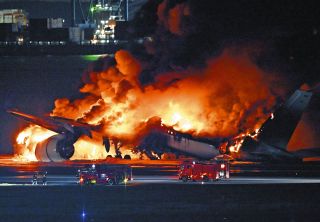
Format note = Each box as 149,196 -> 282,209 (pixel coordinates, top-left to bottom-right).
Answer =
14,48 -> 275,161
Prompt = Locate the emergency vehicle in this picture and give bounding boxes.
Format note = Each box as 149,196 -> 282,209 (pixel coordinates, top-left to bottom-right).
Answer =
77,164 -> 132,185
178,158 -> 230,182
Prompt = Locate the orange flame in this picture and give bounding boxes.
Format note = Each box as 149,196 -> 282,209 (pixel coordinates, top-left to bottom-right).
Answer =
14,48 -> 276,161
228,128 -> 260,153
14,125 -> 57,162
71,135 -> 140,160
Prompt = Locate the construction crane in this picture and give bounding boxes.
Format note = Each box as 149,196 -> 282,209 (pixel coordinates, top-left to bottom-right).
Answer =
71,0 -> 128,27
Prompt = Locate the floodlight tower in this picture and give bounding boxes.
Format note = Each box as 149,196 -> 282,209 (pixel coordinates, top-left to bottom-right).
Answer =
71,0 -> 76,26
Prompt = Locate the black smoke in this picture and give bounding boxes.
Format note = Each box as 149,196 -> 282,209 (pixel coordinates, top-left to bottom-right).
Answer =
129,0 -> 320,150
130,0 -> 320,90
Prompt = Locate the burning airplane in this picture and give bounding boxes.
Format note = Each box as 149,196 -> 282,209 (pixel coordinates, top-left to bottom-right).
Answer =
225,88 -> 318,162
9,110 -> 103,162
8,87 -> 317,162
4,0 -> 320,163
8,109 -> 220,161
8,44 -> 320,163
9,49 -> 278,162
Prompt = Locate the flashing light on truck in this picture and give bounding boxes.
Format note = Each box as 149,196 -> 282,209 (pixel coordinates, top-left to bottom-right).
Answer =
178,158 -> 230,182
77,164 -> 132,185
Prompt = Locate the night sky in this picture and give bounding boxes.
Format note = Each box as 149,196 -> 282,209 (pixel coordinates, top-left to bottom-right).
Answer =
1,0 -> 320,154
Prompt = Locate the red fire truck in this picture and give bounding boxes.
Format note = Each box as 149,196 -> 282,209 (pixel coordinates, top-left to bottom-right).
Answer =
78,164 -> 132,185
178,159 -> 230,182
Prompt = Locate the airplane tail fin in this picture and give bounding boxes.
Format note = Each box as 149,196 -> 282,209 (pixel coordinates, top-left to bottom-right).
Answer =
257,89 -> 312,150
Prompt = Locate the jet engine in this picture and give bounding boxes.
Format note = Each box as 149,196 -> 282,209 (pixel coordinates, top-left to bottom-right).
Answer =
35,134 -> 75,162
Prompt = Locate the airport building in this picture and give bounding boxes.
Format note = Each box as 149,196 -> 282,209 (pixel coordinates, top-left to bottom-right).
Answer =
0,0 -> 137,53
0,9 -> 28,26
0,9 -> 28,43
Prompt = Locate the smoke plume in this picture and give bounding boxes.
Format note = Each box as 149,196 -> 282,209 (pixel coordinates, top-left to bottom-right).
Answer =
15,0 -> 320,159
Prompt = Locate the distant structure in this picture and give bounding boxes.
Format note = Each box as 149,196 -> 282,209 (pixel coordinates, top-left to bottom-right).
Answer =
0,0 -> 141,49
0,9 -> 28,43
29,18 -> 68,43
0,9 -> 28,26
47,18 -> 65,29
91,0 -> 128,43
70,0 -> 129,44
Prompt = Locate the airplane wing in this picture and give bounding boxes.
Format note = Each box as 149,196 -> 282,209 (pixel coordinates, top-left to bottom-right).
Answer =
8,109 -> 66,133
7,109 -> 92,137
8,109 -> 112,162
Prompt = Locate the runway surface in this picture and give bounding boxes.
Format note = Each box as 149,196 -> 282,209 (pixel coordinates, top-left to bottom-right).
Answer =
1,175 -> 320,186
1,160 -> 320,221
1,157 -> 320,187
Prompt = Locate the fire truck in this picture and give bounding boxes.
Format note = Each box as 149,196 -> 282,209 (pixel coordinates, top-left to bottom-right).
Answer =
178,158 -> 230,182
77,164 -> 132,185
